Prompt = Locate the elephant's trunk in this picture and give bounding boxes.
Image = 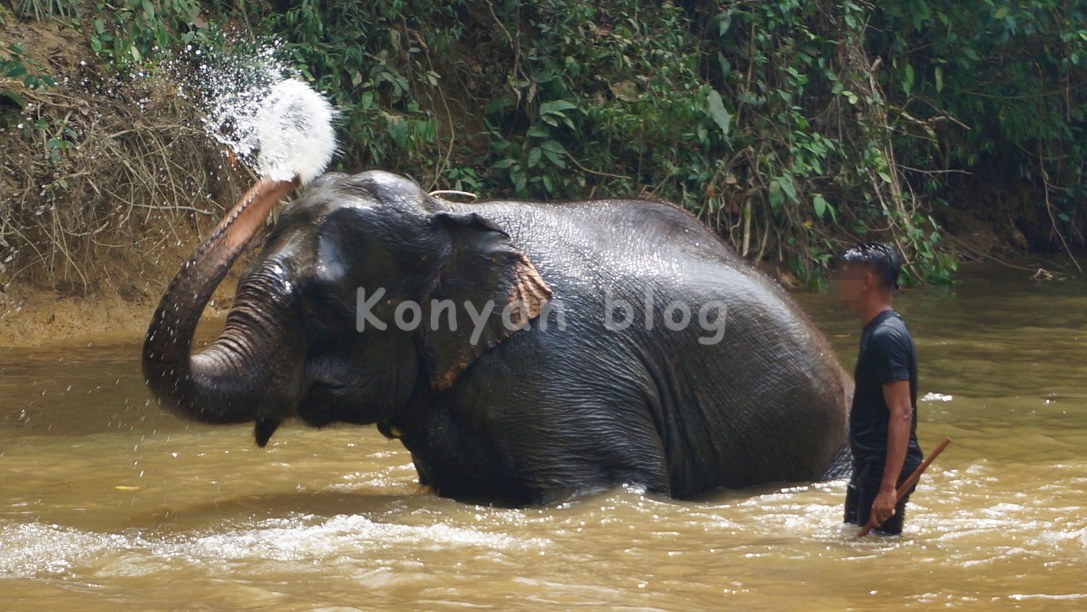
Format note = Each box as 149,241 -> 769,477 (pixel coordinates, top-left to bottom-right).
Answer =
143,177 -> 301,431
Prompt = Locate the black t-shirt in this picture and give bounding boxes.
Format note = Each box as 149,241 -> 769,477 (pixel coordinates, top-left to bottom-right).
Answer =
849,309 -> 923,473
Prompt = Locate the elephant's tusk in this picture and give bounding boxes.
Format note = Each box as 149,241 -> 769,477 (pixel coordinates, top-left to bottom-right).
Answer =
428,189 -> 479,201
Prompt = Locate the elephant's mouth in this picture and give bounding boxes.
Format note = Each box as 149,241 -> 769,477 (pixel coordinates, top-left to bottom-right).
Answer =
294,377 -> 357,428
251,379 -> 348,447
308,378 -> 349,394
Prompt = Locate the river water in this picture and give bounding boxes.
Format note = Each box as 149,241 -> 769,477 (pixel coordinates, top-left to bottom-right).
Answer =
1,264 -> 1084,609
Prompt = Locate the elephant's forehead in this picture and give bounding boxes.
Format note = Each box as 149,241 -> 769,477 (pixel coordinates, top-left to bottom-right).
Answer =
295,171 -> 432,215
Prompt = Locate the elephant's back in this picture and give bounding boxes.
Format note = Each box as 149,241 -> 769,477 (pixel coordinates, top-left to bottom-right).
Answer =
451,198 -> 747,278
456,198 -> 814,333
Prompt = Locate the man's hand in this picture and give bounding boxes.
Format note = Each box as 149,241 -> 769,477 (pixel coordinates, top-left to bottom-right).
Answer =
870,486 -> 897,526
874,378 -> 913,527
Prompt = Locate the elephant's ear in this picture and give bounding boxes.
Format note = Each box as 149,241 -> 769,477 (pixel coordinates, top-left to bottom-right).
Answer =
421,211 -> 551,391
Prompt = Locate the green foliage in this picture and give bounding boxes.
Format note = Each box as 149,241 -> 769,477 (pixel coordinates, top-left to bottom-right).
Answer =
2,43 -> 56,89
442,165 -> 481,193
479,1 -> 722,201
10,0 -> 1087,287
704,0 -> 949,284
1,42 -> 56,113
470,0 -> 957,284
87,0 -> 206,67
868,0 -> 1087,254
256,0 -> 464,174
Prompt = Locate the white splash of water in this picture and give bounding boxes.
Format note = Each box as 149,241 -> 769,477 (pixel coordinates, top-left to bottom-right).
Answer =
253,78 -> 337,185
178,42 -> 337,185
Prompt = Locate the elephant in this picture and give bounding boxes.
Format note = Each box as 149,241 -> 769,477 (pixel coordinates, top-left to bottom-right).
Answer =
143,170 -> 851,505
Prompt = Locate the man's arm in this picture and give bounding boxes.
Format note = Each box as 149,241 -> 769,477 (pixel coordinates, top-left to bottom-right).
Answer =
870,380 -> 913,525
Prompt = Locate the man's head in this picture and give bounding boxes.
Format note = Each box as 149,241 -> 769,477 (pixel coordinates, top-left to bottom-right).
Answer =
837,242 -> 900,311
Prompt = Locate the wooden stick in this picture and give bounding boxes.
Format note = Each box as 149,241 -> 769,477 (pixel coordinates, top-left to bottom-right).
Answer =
856,436 -> 952,538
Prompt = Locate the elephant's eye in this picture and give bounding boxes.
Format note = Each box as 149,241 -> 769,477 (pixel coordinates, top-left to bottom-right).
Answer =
299,284 -> 353,337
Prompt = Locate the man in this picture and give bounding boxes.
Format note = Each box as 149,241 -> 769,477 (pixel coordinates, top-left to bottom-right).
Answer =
837,243 -> 924,535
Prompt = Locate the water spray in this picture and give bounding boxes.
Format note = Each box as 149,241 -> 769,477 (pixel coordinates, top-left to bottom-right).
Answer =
178,43 -> 338,185
252,78 -> 337,185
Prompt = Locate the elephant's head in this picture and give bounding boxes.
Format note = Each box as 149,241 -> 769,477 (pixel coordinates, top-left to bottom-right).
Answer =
143,170 -> 550,445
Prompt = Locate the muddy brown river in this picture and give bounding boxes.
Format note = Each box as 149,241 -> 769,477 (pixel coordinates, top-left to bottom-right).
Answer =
1,265 -> 1085,609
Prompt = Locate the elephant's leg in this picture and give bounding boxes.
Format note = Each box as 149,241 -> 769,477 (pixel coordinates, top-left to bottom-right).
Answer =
493,403 -> 674,503
400,395 -> 671,504
398,403 -> 538,504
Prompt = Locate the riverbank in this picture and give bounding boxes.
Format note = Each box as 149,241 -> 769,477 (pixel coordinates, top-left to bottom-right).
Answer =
0,281 -> 236,348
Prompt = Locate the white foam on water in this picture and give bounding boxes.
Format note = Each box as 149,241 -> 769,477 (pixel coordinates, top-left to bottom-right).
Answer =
0,514 -> 549,579
180,514 -> 550,564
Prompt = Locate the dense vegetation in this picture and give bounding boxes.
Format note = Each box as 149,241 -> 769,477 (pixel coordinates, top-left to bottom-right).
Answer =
2,0 -> 1085,290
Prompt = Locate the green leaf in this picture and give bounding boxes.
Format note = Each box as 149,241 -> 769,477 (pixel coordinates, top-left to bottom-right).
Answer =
768,189 -> 782,212
813,194 -> 837,221
528,146 -> 542,168
716,11 -> 732,37
540,139 -> 566,154
539,100 -> 577,115
542,148 -> 566,168
934,66 -> 943,93
768,183 -> 783,211
778,176 -> 797,203
540,139 -> 566,167
716,52 -> 731,79
994,6 -> 1008,19
4,62 -> 27,78
706,89 -> 731,138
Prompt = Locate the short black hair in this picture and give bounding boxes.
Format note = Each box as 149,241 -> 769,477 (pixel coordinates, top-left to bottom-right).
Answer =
840,242 -> 901,290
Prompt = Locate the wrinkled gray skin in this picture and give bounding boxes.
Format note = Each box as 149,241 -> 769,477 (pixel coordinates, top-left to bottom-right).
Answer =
144,170 -> 851,505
